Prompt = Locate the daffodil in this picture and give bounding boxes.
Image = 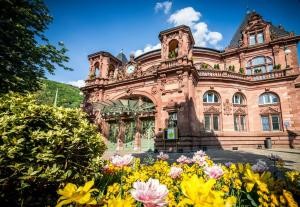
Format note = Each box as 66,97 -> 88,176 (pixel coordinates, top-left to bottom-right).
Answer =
56,180 -> 98,207
179,174 -> 236,207
105,195 -> 135,207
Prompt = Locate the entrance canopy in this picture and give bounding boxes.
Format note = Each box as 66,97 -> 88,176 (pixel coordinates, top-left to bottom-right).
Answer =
92,97 -> 155,118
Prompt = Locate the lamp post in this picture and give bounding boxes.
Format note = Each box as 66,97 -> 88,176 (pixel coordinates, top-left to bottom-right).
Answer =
284,46 -> 291,68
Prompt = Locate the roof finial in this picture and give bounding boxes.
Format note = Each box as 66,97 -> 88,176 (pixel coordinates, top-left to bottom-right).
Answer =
121,48 -> 123,53
246,0 -> 250,14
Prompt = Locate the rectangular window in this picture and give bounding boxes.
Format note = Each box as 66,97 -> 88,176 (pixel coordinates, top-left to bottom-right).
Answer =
257,33 -> 264,44
253,57 -> 265,65
249,35 -> 256,45
267,65 -> 273,72
272,96 -> 278,104
207,93 -> 213,103
234,115 -> 246,131
241,115 -> 246,131
204,115 -> 210,131
271,115 -> 280,130
246,69 -> 252,75
213,115 -> 219,130
234,115 -> 239,131
168,112 -> 177,127
264,95 -> 271,104
234,95 -> 240,104
261,116 -> 270,131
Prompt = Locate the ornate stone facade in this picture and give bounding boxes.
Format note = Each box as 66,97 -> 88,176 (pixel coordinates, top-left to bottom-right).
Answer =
81,12 -> 300,151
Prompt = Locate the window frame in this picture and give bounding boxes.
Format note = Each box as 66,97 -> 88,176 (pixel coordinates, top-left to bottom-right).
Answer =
248,31 -> 264,46
204,113 -> 220,131
234,114 -> 247,131
203,91 -> 219,103
246,56 -> 273,75
259,93 -> 279,105
233,93 -> 245,105
260,114 -> 281,131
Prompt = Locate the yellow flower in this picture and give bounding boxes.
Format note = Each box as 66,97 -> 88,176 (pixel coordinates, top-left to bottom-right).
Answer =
105,195 -> 135,207
243,168 -> 269,193
179,174 -> 236,207
56,180 -> 98,207
270,193 -> 279,206
283,190 -> 298,207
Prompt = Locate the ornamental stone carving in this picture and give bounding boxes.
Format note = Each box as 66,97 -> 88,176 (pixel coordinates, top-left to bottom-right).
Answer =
223,99 -> 232,115
259,106 -> 281,114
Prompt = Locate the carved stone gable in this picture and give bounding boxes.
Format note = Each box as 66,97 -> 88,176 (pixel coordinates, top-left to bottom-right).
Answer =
204,106 -> 220,114
234,107 -> 247,115
259,106 -> 280,114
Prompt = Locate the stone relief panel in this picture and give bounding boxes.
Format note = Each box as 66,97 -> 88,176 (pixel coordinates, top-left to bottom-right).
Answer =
223,99 -> 232,115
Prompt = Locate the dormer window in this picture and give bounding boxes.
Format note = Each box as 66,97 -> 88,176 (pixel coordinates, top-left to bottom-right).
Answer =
249,31 -> 264,46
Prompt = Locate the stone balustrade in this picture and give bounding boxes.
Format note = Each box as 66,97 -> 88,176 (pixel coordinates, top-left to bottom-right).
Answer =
197,68 -> 293,82
84,67 -> 295,87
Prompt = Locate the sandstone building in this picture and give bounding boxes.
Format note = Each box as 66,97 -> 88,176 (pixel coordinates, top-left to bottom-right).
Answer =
81,12 -> 300,151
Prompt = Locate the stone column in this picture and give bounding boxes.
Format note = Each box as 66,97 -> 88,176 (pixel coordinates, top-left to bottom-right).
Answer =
116,120 -> 125,151
134,117 -> 142,151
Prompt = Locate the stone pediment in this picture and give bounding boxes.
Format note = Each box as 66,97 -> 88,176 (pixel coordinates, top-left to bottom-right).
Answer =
259,106 -> 280,114
233,107 -> 247,115
204,106 -> 220,114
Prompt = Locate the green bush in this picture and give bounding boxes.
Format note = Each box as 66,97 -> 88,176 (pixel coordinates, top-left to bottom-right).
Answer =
0,93 -> 106,206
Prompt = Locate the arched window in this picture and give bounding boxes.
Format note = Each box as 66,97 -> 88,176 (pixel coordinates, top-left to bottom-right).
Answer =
259,92 -> 281,131
168,39 -> 179,59
108,64 -> 115,79
94,62 -> 101,77
246,56 -> 273,75
203,91 -> 219,103
232,93 -> 246,105
259,92 -> 279,105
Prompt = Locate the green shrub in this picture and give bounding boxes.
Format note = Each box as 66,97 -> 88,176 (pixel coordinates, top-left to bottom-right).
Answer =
213,64 -> 220,70
0,93 -> 106,206
239,68 -> 244,74
228,65 -> 235,72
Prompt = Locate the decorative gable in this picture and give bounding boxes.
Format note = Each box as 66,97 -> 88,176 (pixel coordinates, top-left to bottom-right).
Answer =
259,106 -> 280,114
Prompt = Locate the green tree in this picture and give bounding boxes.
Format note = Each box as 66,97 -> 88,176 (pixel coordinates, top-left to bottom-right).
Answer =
0,93 -> 106,206
0,0 -> 71,94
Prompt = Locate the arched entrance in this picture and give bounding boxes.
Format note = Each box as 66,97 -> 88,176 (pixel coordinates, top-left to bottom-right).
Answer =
93,95 -> 156,152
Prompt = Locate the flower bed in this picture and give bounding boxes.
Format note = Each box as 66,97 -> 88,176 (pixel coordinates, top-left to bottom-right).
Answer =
56,151 -> 300,207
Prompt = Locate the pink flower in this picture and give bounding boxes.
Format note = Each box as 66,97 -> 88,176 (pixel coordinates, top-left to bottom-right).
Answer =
204,165 -> 224,179
157,152 -> 169,161
192,154 -> 207,167
110,154 -> 133,167
131,178 -> 169,207
194,150 -> 206,157
177,155 -> 193,164
169,166 -> 183,179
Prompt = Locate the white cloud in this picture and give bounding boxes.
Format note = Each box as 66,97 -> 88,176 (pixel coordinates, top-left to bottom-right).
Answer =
67,80 -> 85,88
168,7 -> 223,48
155,1 -> 172,14
168,7 -> 201,27
134,43 -> 161,57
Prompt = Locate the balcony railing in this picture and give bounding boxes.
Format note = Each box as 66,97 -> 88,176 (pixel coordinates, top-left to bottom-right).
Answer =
197,68 -> 292,81
161,56 -> 191,69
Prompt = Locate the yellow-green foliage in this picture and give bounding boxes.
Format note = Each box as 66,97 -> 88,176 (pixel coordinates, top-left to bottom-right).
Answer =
0,92 -> 106,206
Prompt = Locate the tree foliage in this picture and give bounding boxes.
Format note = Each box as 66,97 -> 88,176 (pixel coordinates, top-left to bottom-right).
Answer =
37,79 -> 83,108
0,93 -> 106,206
0,0 -> 71,94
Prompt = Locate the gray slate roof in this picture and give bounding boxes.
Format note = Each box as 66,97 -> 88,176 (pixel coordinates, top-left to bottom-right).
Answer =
228,11 -> 290,48
116,52 -> 128,65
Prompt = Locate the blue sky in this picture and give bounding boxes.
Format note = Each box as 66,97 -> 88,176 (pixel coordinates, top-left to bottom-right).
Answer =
44,0 -> 300,87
